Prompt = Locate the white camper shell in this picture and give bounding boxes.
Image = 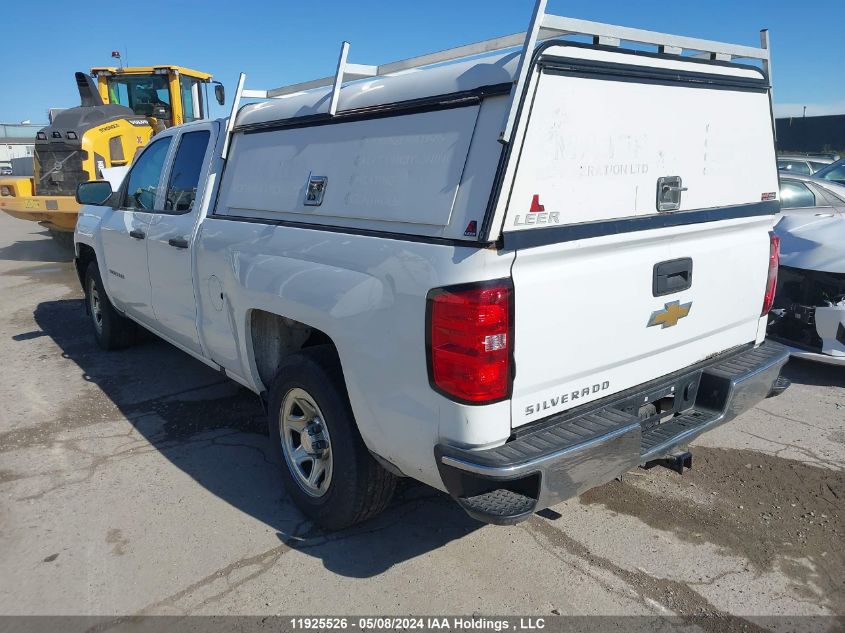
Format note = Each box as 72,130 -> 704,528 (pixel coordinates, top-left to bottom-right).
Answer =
220,25 -> 778,246
75,2 -> 789,528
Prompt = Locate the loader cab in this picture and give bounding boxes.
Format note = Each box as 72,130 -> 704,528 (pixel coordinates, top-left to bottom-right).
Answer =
91,66 -> 216,128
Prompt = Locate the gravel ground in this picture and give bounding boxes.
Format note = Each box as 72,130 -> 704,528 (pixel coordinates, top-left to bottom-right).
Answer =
0,212 -> 843,631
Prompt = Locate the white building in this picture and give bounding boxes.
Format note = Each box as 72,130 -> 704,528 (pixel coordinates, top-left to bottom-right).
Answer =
0,123 -> 44,176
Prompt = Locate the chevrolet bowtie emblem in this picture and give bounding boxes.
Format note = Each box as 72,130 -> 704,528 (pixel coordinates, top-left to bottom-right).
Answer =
648,300 -> 692,328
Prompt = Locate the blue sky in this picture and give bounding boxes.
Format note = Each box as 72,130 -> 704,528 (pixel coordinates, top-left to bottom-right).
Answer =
2,0 -> 842,123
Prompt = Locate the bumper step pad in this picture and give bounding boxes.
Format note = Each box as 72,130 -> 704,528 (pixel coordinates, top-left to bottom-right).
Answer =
458,489 -> 537,525
640,410 -> 716,459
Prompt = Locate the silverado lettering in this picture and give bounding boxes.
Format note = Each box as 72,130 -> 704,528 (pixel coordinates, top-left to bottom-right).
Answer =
524,381 -> 611,416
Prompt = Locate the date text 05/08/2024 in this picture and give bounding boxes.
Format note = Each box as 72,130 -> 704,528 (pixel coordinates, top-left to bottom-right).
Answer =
289,617 -> 548,630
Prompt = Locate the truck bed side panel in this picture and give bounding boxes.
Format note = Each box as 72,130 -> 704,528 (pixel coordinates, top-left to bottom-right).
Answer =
195,219 -> 515,487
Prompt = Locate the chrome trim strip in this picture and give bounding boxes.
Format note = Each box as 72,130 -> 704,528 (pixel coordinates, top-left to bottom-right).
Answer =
440,422 -> 640,477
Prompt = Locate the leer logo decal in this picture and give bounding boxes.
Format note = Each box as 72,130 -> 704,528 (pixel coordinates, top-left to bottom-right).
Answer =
512,194 -> 561,227
647,300 -> 692,329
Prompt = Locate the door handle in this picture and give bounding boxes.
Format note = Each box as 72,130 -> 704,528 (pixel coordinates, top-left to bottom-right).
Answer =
129,229 -> 145,240
653,258 -> 693,296
168,237 -> 189,249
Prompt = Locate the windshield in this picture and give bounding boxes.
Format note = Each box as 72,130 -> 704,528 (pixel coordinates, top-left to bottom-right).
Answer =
106,74 -> 172,119
813,157 -> 845,185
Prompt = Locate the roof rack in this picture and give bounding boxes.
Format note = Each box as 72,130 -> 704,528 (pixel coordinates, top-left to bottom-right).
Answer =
223,0 -> 771,157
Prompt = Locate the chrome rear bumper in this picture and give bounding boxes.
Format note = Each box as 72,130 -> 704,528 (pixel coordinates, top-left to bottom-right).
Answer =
436,341 -> 790,525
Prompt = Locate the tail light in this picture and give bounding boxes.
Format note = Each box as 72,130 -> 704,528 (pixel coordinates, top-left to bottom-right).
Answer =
762,232 -> 780,316
426,280 -> 513,404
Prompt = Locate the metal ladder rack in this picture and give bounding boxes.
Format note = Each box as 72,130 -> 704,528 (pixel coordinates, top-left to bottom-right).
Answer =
223,0 -> 772,158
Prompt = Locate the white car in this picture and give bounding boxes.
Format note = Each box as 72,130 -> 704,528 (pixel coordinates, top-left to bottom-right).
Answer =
73,9 -> 788,529
769,174 -> 845,365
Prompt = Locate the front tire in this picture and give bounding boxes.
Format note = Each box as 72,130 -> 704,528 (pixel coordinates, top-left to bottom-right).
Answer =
268,346 -> 396,530
84,262 -> 137,350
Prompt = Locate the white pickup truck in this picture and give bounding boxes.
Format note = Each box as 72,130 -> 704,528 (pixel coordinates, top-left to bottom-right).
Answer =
73,9 -> 789,529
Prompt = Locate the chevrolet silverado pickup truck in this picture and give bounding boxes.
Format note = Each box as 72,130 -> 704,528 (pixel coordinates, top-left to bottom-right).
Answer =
73,8 -> 789,529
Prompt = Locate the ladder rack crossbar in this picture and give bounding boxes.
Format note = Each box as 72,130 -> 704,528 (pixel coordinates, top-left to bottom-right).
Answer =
258,15 -> 769,100
540,15 -> 769,61
228,0 -> 771,148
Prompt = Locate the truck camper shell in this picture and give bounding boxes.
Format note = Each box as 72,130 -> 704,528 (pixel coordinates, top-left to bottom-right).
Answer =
213,1 -> 775,245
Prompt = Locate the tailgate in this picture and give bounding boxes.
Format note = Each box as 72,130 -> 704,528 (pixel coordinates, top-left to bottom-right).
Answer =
501,45 -> 779,427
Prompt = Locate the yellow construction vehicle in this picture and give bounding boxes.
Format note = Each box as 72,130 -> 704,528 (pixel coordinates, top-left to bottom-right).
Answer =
0,65 -> 222,238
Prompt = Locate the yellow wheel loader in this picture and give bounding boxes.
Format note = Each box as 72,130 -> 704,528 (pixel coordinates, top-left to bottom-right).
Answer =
0,65 -> 222,240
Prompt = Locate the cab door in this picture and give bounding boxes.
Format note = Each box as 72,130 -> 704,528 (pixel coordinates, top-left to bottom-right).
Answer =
98,136 -> 173,325
146,124 -> 215,354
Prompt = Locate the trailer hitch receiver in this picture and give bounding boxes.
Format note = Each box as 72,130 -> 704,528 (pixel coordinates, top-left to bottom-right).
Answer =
644,451 -> 693,474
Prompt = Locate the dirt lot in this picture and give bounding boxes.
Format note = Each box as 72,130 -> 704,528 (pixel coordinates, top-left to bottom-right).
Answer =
0,212 -> 843,629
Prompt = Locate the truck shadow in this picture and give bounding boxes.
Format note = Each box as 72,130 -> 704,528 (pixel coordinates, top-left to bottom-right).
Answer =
30,298 -> 480,578
782,356 -> 845,388
0,229 -> 74,263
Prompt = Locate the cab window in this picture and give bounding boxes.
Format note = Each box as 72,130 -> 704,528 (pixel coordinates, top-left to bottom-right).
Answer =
123,137 -> 172,210
779,180 -> 816,209
164,131 -> 210,213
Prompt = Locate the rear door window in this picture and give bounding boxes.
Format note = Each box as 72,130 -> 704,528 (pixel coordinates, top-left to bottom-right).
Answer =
780,180 -> 817,208
777,160 -> 811,175
814,184 -> 845,206
123,137 -> 172,210
164,130 -> 210,213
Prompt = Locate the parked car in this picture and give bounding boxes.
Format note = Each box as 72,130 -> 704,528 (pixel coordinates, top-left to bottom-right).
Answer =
768,175 -> 845,364
811,157 -> 845,186
73,11 -> 788,529
778,173 -> 845,213
777,155 -> 833,176
0,166 -> 12,176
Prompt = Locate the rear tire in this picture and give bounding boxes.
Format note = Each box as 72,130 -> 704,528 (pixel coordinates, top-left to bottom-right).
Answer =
84,261 -> 137,350
268,345 -> 396,530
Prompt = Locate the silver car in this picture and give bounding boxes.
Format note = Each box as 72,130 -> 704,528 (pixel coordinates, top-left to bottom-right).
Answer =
778,172 -> 845,213
777,154 -> 833,176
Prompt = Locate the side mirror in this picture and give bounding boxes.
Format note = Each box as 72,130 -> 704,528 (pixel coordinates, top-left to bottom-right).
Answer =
76,181 -> 113,206
214,83 -> 225,106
